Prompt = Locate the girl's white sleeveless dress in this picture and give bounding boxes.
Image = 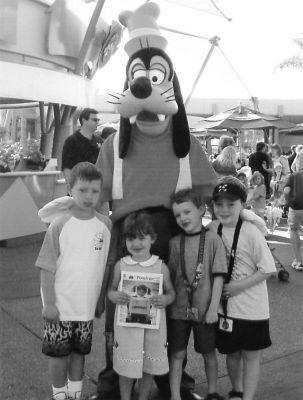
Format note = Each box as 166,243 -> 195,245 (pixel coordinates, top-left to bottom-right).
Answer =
113,255 -> 169,379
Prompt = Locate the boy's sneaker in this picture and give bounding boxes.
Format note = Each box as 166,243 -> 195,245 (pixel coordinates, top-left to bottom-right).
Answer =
205,393 -> 224,400
228,391 -> 243,399
296,263 -> 303,271
52,393 -> 69,400
291,260 -> 303,270
181,391 -> 203,400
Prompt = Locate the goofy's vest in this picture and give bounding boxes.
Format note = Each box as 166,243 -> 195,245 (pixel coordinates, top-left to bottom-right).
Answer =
111,132 -> 192,200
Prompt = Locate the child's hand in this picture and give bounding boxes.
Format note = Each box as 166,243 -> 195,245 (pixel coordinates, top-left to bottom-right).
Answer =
205,308 -> 219,324
150,294 -> 168,309
42,304 -> 59,322
223,281 -> 243,298
111,291 -> 130,305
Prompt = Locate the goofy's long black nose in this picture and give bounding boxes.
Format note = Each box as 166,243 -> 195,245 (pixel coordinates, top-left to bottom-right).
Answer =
130,76 -> 152,99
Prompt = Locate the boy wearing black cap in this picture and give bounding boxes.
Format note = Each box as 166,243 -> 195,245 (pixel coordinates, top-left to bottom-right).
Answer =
209,176 -> 276,400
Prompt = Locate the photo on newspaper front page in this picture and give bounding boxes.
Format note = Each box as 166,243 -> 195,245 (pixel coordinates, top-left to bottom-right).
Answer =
117,271 -> 163,329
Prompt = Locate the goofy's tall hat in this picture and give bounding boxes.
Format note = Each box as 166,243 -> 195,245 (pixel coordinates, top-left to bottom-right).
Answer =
112,2 -> 190,158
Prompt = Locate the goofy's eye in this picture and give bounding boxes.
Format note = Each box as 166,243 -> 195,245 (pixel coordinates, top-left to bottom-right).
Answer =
132,69 -> 147,80
149,69 -> 165,85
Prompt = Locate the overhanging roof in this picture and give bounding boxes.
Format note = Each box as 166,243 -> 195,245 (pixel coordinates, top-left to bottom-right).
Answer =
0,61 -> 99,108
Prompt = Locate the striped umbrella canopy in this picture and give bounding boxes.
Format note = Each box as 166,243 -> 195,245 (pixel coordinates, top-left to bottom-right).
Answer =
192,104 -> 295,130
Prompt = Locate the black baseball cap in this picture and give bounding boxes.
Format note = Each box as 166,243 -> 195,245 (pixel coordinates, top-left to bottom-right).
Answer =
213,177 -> 247,203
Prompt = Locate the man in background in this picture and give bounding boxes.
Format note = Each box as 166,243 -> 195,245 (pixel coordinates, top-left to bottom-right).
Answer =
62,108 -> 100,184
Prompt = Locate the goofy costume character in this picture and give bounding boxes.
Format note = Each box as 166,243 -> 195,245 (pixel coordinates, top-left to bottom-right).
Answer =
92,3 -> 217,400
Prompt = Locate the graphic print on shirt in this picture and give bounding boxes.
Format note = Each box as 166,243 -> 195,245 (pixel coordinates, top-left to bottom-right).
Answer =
93,232 -> 104,251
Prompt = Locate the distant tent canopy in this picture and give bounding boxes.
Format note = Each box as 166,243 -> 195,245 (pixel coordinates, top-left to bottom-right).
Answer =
192,104 -> 295,131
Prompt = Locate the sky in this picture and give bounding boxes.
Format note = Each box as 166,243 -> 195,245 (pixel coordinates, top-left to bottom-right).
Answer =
93,0 -> 303,102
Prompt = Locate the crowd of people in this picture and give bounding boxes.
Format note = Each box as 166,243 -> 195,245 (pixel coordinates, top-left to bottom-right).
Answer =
34,110 -> 303,400
211,135 -> 303,234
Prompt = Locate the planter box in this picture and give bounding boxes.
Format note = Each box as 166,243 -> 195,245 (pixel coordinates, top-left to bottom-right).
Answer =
0,171 -> 66,240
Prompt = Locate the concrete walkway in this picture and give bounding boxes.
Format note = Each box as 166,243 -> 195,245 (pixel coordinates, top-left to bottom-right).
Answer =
1,223 -> 302,400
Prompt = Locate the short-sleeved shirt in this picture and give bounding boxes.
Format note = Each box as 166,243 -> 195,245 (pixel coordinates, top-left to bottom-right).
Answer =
36,212 -> 111,321
284,171 -> 303,210
209,220 -> 276,320
61,130 -> 100,170
167,228 -> 227,321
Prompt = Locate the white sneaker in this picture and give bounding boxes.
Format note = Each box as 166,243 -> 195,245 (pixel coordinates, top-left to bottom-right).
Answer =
52,393 -> 69,400
291,260 -> 303,270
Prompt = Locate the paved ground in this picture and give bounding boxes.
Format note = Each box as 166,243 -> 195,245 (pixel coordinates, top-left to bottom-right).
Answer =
1,221 -> 303,400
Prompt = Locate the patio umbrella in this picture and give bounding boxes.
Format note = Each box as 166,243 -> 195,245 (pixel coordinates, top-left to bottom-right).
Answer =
192,104 -> 295,131
190,127 -> 236,138
241,118 -> 295,130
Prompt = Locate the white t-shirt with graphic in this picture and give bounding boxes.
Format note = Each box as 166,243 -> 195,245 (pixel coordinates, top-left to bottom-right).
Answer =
36,213 -> 111,321
209,220 -> 276,320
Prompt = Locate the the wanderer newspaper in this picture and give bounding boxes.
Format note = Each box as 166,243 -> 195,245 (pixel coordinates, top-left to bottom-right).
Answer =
117,271 -> 163,329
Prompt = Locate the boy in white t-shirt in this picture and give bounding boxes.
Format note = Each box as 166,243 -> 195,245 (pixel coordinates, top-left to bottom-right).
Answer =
208,176 -> 276,400
36,162 -> 111,400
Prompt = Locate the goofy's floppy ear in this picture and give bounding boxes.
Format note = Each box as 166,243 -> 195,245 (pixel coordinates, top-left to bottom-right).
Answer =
172,73 -> 190,158
119,79 -> 132,158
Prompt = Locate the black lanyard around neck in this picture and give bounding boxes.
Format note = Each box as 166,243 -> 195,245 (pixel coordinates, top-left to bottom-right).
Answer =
180,228 -> 206,307
217,217 -> 242,316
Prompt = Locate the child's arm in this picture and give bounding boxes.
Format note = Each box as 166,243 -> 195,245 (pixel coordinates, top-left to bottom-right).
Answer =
223,270 -> 269,298
40,269 -> 59,322
150,263 -> 175,309
107,261 -> 130,305
36,219 -> 62,322
205,275 -> 224,324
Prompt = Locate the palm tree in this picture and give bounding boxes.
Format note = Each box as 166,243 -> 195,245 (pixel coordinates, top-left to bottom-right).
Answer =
279,37 -> 303,69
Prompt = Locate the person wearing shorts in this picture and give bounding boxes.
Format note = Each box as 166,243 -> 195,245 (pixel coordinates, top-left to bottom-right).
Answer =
168,189 -> 227,400
42,320 -> 94,357
209,176 -> 276,400
284,150 -> 303,270
36,162 -> 111,400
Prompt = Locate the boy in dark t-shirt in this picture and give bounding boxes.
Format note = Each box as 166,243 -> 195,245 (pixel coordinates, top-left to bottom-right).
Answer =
168,189 -> 227,400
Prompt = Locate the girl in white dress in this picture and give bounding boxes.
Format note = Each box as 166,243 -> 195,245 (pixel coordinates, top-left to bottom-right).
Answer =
108,211 -> 175,400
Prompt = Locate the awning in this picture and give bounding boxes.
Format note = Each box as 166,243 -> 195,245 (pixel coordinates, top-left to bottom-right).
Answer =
0,61 -> 99,108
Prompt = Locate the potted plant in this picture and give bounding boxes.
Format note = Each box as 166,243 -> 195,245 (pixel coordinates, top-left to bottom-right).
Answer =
0,142 -> 22,172
21,139 -> 46,171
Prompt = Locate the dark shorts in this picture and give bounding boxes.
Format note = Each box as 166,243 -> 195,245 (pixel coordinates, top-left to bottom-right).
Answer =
42,320 -> 93,357
167,318 -> 216,355
216,317 -> 272,354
